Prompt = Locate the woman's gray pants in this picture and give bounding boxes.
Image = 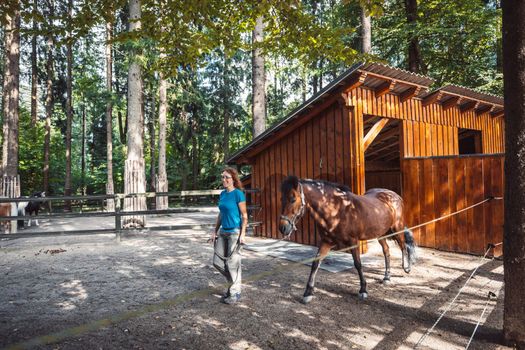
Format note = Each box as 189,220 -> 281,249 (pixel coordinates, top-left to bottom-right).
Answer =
213,229 -> 242,295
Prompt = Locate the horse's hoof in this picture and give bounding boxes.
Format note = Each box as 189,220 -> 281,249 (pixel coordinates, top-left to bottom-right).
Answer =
358,292 -> 368,300
382,278 -> 391,285
302,295 -> 313,304
404,268 -> 411,274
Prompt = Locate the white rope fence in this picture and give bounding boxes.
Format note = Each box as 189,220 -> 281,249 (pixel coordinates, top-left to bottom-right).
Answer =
335,196 -> 501,255
413,242 -> 502,349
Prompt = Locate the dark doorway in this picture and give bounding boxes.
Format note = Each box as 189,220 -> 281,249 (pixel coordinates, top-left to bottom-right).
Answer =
458,128 -> 482,154
363,116 -> 401,195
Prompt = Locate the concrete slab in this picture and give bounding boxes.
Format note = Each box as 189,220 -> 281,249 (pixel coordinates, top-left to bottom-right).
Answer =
244,238 -> 387,273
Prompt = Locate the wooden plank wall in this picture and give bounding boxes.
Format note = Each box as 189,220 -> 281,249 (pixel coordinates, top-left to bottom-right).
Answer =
347,87 -> 505,157
402,155 -> 504,256
251,101 -> 350,245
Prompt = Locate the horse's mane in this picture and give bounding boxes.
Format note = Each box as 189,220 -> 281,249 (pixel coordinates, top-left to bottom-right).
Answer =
281,176 -> 300,195
300,178 -> 352,194
282,176 -> 352,194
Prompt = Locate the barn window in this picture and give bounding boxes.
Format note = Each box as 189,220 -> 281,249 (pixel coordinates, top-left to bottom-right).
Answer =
458,128 -> 482,154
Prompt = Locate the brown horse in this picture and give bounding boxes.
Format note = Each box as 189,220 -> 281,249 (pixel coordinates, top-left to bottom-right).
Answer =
279,176 -> 416,303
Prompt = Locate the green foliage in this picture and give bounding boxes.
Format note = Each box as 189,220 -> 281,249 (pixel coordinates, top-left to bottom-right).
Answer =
374,0 -> 502,94
4,0 -> 504,195
18,107 -> 44,194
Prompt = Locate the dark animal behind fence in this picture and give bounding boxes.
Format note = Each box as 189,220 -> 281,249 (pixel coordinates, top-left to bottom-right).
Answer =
279,176 -> 416,303
17,191 -> 45,228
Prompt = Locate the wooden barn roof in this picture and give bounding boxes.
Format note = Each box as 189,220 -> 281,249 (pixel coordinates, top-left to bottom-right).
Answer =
227,63 -> 503,164
420,84 -> 504,117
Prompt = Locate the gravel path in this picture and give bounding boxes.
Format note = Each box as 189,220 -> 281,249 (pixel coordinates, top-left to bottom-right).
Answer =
0,224 -> 509,350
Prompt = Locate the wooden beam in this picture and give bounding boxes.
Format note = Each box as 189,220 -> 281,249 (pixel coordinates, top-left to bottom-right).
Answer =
441,96 -> 460,111
422,91 -> 443,107
374,80 -> 396,99
366,140 -> 398,157
399,86 -> 421,103
490,109 -> 504,118
349,108 -> 365,195
344,72 -> 367,93
475,103 -> 493,115
357,70 -> 430,91
459,100 -> 477,113
373,125 -> 399,142
339,92 -> 351,107
363,118 -> 390,151
377,143 -> 400,160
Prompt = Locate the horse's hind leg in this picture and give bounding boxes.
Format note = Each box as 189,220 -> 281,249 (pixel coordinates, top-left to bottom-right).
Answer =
350,246 -> 368,300
378,239 -> 391,283
303,241 -> 331,304
393,225 -> 415,273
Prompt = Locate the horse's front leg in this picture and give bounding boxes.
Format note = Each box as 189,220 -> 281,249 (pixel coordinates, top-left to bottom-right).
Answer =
350,245 -> 368,300
378,239 -> 391,283
303,241 -> 331,304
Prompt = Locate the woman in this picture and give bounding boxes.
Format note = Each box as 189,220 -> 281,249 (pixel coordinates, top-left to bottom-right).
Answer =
210,167 -> 248,304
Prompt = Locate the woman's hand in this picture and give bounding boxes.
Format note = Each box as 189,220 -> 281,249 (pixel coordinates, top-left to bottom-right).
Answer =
208,230 -> 216,244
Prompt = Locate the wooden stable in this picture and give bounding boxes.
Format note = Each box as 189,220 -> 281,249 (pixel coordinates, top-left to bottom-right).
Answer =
230,63 -> 504,256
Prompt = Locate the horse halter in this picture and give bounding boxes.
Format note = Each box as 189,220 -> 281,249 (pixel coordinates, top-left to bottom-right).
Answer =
280,182 -> 306,235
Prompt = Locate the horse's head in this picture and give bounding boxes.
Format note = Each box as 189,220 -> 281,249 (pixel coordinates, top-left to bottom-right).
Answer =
279,176 -> 306,238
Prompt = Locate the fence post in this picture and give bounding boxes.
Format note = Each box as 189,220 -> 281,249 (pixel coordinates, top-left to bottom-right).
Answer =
1,175 -> 20,233
115,195 -> 122,242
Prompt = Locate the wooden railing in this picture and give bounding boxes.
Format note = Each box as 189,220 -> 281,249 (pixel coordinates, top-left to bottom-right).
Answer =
0,188 -> 261,239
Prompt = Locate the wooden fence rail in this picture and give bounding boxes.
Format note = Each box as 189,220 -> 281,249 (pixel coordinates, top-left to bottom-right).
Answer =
0,189 -> 261,239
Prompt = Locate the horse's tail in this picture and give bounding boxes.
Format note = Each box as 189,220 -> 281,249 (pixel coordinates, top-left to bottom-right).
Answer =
404,227 -> 417,265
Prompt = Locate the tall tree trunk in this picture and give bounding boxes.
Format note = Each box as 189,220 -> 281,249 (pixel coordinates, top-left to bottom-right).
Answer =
106,21 -> 115,211
81,97 -> 86,196
148,86 -> 156,192
404,0 -> 425,73
502,1 -> 525,347
30,0 -> 38,127
1,0 -> 20,178
223,54 -> 230,162
252,15 -> 266,138
318,58 -> 324,90
117,109 -> 126,144
43,0 -> 54,194
64,0 -> 73,210
360,5 -> 371,54
191,119 -> 198,190
301,67 -> 307,102
156,69 -> 168,210
124,0 -> 146,227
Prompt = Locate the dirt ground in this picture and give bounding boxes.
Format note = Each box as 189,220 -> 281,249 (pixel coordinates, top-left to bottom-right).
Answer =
0,226 -> 511,350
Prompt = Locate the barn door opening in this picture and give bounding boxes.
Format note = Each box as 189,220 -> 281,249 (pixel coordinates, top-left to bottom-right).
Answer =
362,116 -> 402,195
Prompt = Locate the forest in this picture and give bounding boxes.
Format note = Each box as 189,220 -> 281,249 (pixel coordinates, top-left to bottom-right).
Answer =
0,0 -> 502,197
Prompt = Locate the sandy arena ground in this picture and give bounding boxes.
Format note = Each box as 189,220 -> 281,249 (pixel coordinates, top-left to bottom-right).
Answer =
0,217 -> 510,350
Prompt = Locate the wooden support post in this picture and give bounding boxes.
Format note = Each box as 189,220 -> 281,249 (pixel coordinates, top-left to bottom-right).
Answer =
347,99 -> 367,253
